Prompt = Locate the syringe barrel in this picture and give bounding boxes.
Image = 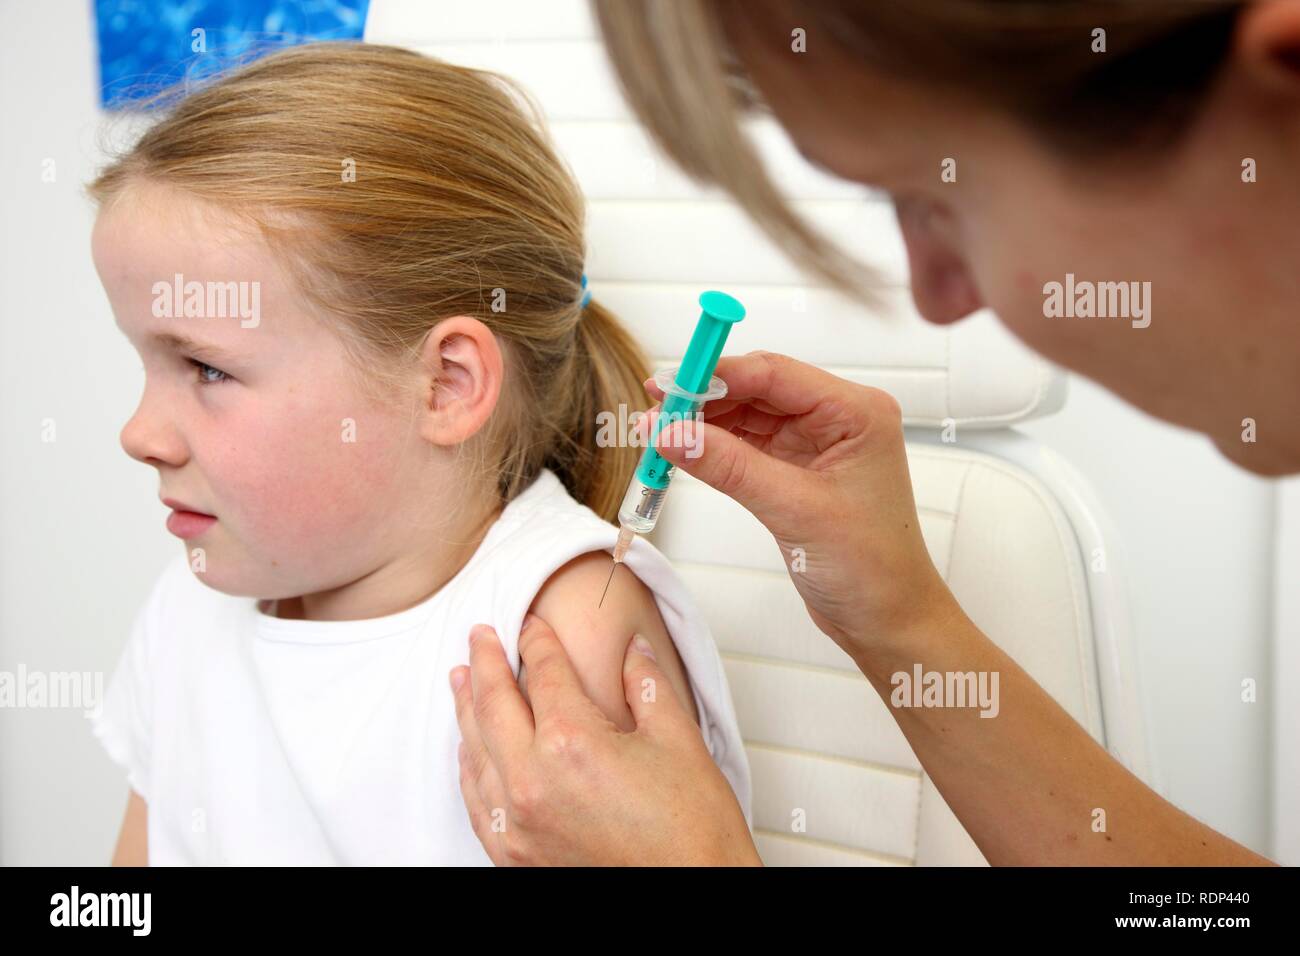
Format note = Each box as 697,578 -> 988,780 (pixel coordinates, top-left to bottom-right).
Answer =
618,477 -> 670,534
633,393 -> 703,491
621,397 -> 706,533
633,290 -> 746,493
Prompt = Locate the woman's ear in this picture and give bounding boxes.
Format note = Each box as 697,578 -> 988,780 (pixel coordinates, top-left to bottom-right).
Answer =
894,196 -> 983,326
1235,0 -> 1300,94
415,316 -> 503,447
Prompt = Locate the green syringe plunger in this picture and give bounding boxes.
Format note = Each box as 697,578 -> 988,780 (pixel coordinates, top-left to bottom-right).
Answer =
601,291 -> 746,606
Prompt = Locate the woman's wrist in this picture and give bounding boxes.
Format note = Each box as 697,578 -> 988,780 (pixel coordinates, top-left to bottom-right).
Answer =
849,575 -> 973,685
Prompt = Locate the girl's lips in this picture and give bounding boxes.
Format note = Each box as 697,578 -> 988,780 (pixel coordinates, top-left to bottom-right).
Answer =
166,510 -> 217,539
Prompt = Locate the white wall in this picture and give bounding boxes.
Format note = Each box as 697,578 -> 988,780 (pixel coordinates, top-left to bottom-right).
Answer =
1274,478 -> 1300,864
0,0 -> 1282,863
0,0 -> 183,864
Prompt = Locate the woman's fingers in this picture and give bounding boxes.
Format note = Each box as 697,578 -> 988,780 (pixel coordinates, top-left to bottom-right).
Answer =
710,351 -> 856,414
462,624 -> 534,785
450,655 -> 511,863
621,634 -> 686,732
646,351 -> 852,413
514,612 -> 601,727
699,403 -> 786,436
635,400 -> 785,445
644,351 -> 865,432
455,735 -> 507,865
643,378 -> 743,419
653,417 -> 808,539
642,380 -> 787,421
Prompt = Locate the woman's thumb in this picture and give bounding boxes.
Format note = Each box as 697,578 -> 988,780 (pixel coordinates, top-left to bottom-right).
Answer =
654,418 -> 785,528
622,633 -> 684,729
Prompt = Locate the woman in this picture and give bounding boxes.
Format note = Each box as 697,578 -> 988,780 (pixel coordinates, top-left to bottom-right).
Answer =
448,0 -> 1296,864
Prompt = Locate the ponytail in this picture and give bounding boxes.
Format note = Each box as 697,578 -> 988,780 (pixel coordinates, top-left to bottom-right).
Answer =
546,296 -> 652,523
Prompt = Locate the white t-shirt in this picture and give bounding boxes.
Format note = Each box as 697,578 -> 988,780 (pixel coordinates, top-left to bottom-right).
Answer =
92,467 -> 751,865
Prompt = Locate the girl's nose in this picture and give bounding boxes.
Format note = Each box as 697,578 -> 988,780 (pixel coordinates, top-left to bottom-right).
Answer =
119,391 -> 187,468
893,196 -> 984,326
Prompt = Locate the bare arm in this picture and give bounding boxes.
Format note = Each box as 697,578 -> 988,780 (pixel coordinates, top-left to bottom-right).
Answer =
519,551 -> 698,730
110,789 -> 148,866
859,598 -> 1275,866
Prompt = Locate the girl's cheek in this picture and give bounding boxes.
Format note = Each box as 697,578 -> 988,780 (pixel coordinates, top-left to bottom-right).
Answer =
200,416 -> 321,539
222,411 -> 408,547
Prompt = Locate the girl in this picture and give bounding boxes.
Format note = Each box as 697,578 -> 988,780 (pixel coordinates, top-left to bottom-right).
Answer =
87,41 -> 751,865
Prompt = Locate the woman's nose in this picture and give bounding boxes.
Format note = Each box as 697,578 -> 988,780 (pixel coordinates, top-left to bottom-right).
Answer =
893,197 -> 984,325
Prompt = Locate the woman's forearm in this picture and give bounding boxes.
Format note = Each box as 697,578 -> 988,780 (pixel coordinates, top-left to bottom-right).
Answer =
637,349 -> 1273,865
853,600 -> 1274,866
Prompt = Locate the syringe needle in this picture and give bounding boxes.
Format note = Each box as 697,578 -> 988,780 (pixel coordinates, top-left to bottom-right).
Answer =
600,522 -> 637,606
598,560 -> 618,608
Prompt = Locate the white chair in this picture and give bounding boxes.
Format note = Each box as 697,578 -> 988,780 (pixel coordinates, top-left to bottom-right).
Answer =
366,0 -> 1157,866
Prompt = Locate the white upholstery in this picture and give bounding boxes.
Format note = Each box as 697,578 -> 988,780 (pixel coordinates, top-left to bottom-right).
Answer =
366,0 -> 1153,866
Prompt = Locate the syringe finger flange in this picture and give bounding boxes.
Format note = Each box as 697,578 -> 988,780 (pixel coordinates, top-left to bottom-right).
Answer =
652,366 -> 729,403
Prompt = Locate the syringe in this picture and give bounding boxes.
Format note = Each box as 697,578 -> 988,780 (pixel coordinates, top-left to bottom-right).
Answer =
598,290 -> 747,607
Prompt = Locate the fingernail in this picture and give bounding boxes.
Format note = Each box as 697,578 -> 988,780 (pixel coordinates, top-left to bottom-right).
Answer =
632,634 -> 656,661
450,667 -> 467,691
653,423 -> 680,453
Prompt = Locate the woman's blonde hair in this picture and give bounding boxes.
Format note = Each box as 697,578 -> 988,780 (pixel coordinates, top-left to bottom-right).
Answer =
87,41 -> 650,522
592,0 -> 1244,305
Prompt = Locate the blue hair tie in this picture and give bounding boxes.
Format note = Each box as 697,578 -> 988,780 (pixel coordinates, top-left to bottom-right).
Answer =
580,273 -> 592,309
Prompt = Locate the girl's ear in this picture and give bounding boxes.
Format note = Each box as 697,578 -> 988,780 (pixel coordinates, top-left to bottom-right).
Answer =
415,316 -> 503,447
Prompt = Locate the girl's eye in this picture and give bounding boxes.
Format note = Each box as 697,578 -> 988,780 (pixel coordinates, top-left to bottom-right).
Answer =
187,358 -> 231,386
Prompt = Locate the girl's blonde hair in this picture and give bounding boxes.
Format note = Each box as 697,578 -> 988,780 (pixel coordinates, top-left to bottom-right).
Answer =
87,41 -> 649,522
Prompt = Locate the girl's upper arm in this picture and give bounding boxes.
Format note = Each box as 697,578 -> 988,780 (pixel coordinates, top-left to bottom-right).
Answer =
520,551 -> 699,731
111,789 -> 148,866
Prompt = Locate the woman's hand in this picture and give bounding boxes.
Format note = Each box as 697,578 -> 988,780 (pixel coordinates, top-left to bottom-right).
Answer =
449,613 -> 760,866
642,350 -> 954,665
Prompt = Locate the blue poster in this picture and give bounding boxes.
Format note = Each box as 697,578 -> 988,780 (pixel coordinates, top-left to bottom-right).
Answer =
95,0 -> 370,109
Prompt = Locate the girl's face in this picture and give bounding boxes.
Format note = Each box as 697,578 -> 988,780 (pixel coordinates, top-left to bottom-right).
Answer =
725,13 -> 1300,475
91,182 -> 463,607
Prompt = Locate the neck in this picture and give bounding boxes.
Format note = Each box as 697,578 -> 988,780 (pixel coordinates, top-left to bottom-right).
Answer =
271,495 -> 505,622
